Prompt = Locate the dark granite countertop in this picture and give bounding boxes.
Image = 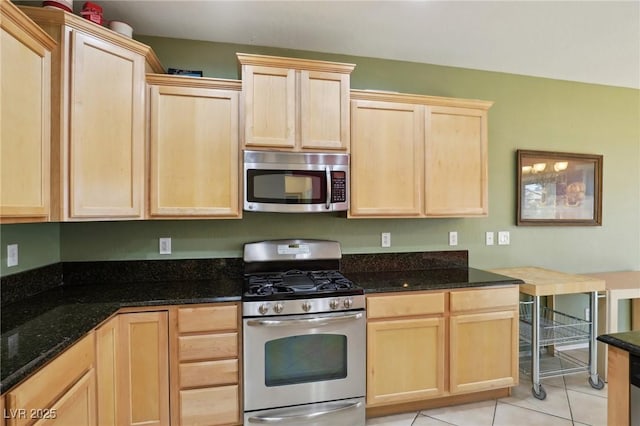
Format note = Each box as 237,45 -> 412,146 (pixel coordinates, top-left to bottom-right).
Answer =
0,251 -> 524,394
1,276 -> 242,394
347,267 -> 524,293
597,331 -> 640,357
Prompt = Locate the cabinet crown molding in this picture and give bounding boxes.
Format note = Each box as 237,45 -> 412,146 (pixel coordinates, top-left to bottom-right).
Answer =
18,5 -> 164,73
350,89 -> 494,110
237,52 -> 355,74
1,1 -> 57,49
146,73 -> 241,90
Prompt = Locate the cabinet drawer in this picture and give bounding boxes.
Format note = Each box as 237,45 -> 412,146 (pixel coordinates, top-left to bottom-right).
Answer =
180,385 -> 239,426
367,292 -> 445,319
450,286 -> 518,313
178,333 -> 238,361
6,333 -> 94,426
180,359 -> 238,388
178,304 -> 238,333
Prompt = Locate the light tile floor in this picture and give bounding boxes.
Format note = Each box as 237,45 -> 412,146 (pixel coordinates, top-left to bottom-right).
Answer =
366,349 -> 607,426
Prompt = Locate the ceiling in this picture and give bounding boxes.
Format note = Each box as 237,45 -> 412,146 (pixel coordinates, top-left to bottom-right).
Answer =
92,1 -> 639,89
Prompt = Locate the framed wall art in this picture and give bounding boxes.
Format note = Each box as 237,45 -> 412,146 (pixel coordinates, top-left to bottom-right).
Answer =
517,150 -> 603,226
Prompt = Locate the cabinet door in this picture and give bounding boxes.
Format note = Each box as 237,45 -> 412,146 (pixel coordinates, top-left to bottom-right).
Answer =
33,370 -> 96,426
149,85 -> 240,217
300,70 -> 349,150
424,106 -> 488,216
69,31 -> 145,218
367,317 -> 445,406
350,100 -> 424,217
243,65 -> 296,149
0,13 -> 51,222
118,312 -> 169,426
96,316 -> 118,426
6,334 -> 95,426
449,310 -> 518,394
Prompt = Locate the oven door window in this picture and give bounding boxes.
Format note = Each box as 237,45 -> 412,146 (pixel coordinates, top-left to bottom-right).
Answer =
247,170 -> 326,204
264,334 -> 347,387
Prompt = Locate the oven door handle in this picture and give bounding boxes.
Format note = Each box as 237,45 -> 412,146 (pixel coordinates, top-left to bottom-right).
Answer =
246,312 -> 363,327
247,400 -> 362,424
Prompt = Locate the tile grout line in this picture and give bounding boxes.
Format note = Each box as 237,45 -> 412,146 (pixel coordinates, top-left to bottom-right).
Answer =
562,374 -> 577,424
414,412 -> 458,426
496,399 -> 575,423
491,399 -> 497,426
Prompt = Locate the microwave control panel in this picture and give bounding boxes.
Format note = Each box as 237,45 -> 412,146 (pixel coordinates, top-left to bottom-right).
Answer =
331,171 -> 347,203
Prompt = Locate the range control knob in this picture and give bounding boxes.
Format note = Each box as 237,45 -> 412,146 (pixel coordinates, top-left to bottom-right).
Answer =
258,304 -> 270,315
343,298 -> 353,309
302,301 -> 312,312
273,302 -> 284,314
329,299 -> 340,310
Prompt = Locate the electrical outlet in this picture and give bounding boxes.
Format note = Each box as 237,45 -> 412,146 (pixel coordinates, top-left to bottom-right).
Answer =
448,231 -> 458,246
498,231 -> 510,245
159,237 -> 172,255
381,232 -> 391,248
7,244 -> 18,267
485,231 -> 495,246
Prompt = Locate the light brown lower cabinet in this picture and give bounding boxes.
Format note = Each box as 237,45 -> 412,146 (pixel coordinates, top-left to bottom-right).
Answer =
366,292 -> 446,406
32,370 -> 96,426
366,286 -> 519,409
171,303 -> 241,426
606,345 -> 629,426
449,286 -> 519,394
96,311 -> 170,426
2,303 -> 242,426
449,310 -> 519,393
4,333 -> 96,426
367,317 -> 446,405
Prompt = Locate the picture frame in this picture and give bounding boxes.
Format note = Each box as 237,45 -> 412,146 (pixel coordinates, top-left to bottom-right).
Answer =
517,150 -> 603,226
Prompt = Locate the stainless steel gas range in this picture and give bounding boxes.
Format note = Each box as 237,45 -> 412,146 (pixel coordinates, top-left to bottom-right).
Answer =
242,239 -> 366,426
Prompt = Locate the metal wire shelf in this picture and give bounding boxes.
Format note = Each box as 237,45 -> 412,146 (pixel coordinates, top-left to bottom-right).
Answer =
519,301 -> 591,347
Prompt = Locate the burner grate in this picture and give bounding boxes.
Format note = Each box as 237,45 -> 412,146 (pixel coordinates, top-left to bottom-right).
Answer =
244,269 -> 357,299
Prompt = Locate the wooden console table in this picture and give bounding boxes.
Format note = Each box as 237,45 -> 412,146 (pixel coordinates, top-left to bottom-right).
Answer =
586,271 -> 640,379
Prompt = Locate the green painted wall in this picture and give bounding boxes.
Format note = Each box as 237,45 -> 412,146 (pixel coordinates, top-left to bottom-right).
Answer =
2,37 -> 639,291
0,223 -> 60,276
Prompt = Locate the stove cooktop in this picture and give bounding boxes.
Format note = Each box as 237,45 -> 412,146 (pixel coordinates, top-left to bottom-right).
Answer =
243,269 -> 363,300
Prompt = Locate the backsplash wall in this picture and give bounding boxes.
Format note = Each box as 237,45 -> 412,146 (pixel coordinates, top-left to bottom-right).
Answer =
1,36 -> 638,278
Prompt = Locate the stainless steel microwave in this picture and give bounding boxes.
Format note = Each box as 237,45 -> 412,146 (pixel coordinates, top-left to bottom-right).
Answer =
244,150 -> 349,213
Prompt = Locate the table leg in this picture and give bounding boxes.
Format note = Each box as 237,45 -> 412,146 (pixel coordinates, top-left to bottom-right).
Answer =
589,291 -> 604,389
531,295 -> 544,398
633,298 -> 640,331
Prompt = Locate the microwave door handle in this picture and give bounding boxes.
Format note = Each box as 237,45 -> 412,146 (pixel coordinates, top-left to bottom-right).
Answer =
325,167 -> 331,209
247,400 -> 362,424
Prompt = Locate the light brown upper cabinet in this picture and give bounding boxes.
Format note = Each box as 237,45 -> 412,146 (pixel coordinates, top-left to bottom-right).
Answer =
237,53 -> 354,151
350,100 -> 424,217
1,2 -> 56,223
20,6 -> 164,221
425,105 -> 489,216
350,90 -> 492,218
147,75 -> 241,219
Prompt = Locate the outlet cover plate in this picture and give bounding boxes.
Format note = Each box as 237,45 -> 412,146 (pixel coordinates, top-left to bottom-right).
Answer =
7,244 -> 18,267
159,237 -> 172,255
498,231 -> 510,245
381,232 -> 391,248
